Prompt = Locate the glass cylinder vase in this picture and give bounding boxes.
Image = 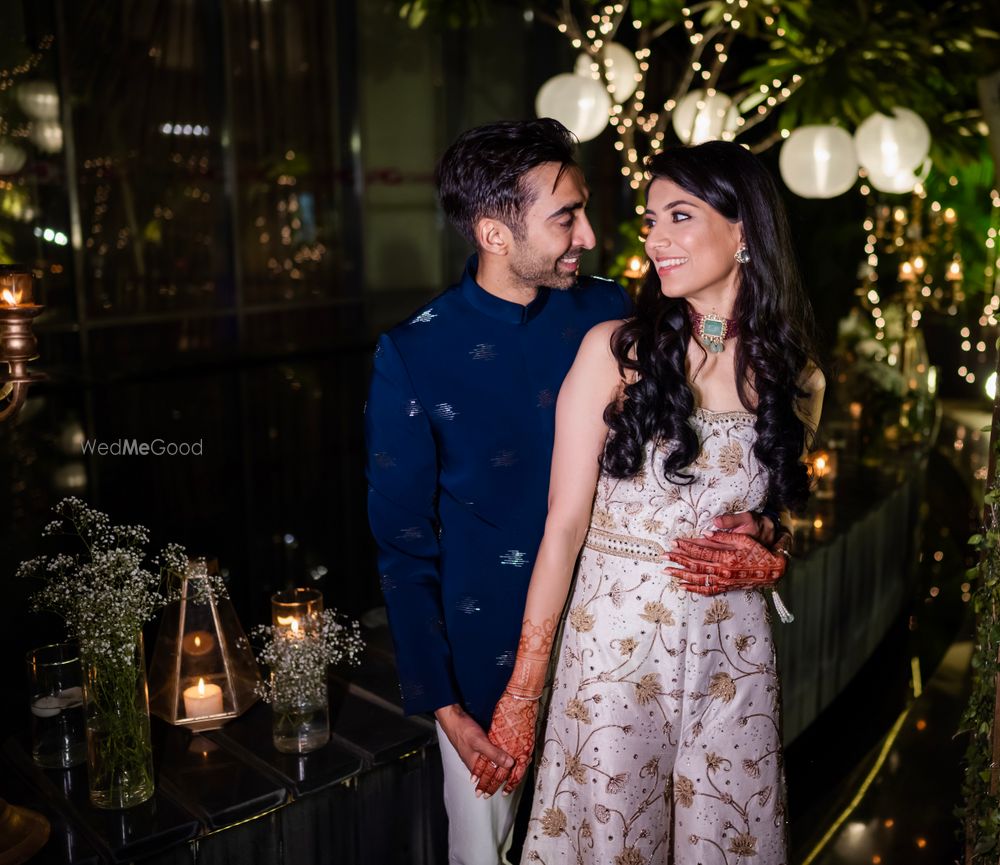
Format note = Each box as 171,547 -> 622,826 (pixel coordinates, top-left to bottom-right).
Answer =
81,634 -> 155,809
271,681 -> 330,754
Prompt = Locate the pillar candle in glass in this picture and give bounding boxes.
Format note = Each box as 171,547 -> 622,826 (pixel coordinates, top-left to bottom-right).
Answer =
271,588 -> 323,635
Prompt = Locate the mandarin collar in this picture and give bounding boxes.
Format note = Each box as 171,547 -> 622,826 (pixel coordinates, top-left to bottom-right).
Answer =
458,256 -> 550,324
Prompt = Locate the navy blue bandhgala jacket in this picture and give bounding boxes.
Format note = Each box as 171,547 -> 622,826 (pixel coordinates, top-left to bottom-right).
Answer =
365,257 -> 631,728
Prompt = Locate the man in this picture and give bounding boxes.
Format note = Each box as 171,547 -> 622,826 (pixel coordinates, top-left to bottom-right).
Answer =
365,119 -> 778,865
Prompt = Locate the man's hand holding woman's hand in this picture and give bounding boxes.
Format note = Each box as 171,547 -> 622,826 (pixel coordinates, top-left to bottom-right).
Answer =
435,703 -> 514,785
663,510 -> 789,596
473,690 -> 539,798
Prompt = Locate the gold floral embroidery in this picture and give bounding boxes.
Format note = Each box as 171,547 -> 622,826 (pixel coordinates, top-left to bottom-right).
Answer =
728,833 -> 759,856
704,598 -> 734,624
592,508 -> 616,529
641,516 -> 664,534
616,636 -> 638,656
566,752 -> 587,784
565,698 -> 592,724
614,847 -> 645,865
540,807 -> 567,837
610,579 -> 624,608
709,671 -> 737,702
569,606 -> 595,632
606,772 -> 628,794
675,775 -> 695,808
634,672 -> 663,705
594,804 -> 611,824
706,752 -> 725,771
639,601 -> 675,626
717,441 -> 744,475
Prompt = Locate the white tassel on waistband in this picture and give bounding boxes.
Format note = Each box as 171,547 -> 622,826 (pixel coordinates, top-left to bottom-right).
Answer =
771,588 -> 794,624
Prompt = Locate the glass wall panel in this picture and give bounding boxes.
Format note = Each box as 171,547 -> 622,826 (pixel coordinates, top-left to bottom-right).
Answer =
62,0 -> 234,318
225,0 -> 349,306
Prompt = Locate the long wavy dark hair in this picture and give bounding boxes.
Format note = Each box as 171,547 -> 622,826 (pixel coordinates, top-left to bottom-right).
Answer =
601,141 -> 821,513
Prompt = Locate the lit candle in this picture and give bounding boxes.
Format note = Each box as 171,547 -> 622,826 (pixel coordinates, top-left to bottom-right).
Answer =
623,255 -> 645,279
271,588 -> 323,632
0,269 -> 34,307
182,630 -> 215,657
182,677 -> 223,718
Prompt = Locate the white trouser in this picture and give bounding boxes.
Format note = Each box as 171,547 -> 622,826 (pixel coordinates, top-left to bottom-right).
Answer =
436,721 -> 523,865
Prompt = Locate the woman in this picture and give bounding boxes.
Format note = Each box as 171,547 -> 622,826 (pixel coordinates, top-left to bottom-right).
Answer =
471,141 -> 824,864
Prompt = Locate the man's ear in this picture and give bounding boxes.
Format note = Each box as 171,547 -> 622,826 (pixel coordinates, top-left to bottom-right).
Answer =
476,218 -> 511,256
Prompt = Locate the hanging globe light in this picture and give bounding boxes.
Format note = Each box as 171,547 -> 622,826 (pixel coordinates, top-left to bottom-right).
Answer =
671,90 -> 738,145
0,142 -> 27,175
29,120 -> 63,154
865,156 -> 932,195
573,42 -> 639,102
536,74 -> 612,143
854,108 -> 930,180
16,81 -> 59,122
778,126 -> 858,198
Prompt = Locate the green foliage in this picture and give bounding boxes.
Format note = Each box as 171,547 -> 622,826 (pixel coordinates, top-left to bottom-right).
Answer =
606,211 -> 647,281
961,446 -> 1000,861
390,0 -> 997,162
397,0 -> 492,28
746,0 -> 997,164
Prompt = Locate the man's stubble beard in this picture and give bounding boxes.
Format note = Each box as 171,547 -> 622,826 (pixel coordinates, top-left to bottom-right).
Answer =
509,245 -> 577,292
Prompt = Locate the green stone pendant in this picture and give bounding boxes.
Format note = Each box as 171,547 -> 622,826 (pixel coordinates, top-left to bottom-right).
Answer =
697,312 -> 728,353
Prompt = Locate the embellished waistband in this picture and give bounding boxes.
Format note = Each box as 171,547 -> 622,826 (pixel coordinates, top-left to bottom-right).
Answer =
583,527 -> 666,563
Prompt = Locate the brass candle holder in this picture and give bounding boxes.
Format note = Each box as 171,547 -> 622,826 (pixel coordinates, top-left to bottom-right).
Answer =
0,266 -> 45,423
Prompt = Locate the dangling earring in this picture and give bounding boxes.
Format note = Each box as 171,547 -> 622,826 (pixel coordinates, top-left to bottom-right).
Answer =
734,245 -> 750,265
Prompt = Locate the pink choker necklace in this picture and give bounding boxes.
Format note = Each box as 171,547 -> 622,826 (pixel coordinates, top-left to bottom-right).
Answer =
689,310 -> 738,353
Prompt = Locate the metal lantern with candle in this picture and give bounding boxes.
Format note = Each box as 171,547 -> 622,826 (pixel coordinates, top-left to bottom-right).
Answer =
0,265 -> 46,422
806,449 -> 837,500
148,558 -> 261,731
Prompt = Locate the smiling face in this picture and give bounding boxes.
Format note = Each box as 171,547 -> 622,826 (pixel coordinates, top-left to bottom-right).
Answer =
506,162 -> 596,290
643,177 -> 743,313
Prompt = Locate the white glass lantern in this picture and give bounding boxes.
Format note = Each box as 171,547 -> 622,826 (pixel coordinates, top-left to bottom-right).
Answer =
573,42 -> 639,101
779,126 -> 858,198
536,74 -> 611,143
29,121 -> 63,154
671,89 -> 738,145
0,142 -> 26,175
865,156 -> 931,195
854,108 -> 930,180
16,81 -> 59,122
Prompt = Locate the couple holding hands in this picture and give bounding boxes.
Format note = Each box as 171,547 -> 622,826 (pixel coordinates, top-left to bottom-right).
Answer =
366,118 -> 823,865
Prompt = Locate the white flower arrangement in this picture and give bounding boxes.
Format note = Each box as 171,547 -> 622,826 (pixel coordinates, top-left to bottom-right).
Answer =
17,497 -> 188,663
253,610 -> 364,707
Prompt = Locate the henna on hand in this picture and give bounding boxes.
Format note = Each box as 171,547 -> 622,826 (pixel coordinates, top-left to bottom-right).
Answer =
474,690 -> 539,796
664,532 -> 786,596
472,613 -> 556,797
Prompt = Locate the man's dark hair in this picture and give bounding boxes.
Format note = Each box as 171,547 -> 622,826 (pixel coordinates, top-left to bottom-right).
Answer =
434,118 -> 578,246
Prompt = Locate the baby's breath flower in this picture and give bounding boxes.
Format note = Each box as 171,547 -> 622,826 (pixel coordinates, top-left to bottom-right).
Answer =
253,610 -> 364,707
18,498 -> 187,664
